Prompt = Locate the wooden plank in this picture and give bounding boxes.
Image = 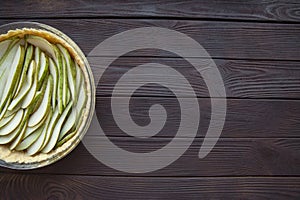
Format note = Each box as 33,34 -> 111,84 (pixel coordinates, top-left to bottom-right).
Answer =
1,19 -> 300,60
0,173 -> 299,199
90,57 -> 300,98
2,137 -> 300,176
93,97 -> 300,138
1,0 -> 300,23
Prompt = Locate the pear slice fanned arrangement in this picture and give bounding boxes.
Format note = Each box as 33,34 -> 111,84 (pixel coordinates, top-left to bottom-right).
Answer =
0,34 -> 87,156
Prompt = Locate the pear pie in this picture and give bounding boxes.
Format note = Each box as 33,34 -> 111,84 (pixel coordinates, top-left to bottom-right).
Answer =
0,28 -> 91,165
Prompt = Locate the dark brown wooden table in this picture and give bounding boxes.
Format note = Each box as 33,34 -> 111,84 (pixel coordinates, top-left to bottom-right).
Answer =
1,1 -> 300,199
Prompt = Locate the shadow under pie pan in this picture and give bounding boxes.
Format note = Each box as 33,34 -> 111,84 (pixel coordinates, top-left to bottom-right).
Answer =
0,22 -> 95,169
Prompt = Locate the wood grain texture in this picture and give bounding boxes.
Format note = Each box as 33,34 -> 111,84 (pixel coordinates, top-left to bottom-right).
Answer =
42,137 -> 300,177
0,173 -> 299,199
1,0 -> 300,23
93,97 -> 300,138
90,57 -> 300,98
1,137 -> 300,177
1,19 -> 300,60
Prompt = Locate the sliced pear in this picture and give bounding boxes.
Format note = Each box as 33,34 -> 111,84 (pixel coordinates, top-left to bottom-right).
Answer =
0,40 -> 12,60
57,44 -> 76,79
42,101 -> 73,153
23,112 -> 47,138
0,109 -> 23,136
0,69 -> 8,101
9,121 -> 27,150
9,95 -> 41,150
74,65 -> 86,126
30,107 -> 50,129
40,106 -> 60,150
27,35 -> 56,59
69,55 -> 77,80
31,79 -> 48,114
58,108 -> 76,141
28,75 -> 53,127
75,78 -> 87,125
0,122 -> 23,144
56,130 -> 76,147
27,110 -> 52,155
0,45 -> 25,112
14,45 -> 34,97
37,52 -> 49,90
0,39 -> 19,68
0,42 -> 20,100
49,58 -> 58,109
34,46 -> 41,71
4,102 -> 21,118
21,60 -> 38,109
75,63 -> 83,100
15,124 -> 44,151
0,112 -> 16,128
22,92 -> 44,137
0,68 -> 7,89
8,60 -> 35,110
66,86 -> 71,103
0,94 -> 12,121
15,91 -> 45,149
61,51 -> 69,107
25,91 -> 41,113
58,44 -> 76,104
23,121 -> 42,138
52,45 -> 63,113
0,39 -> 20,99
